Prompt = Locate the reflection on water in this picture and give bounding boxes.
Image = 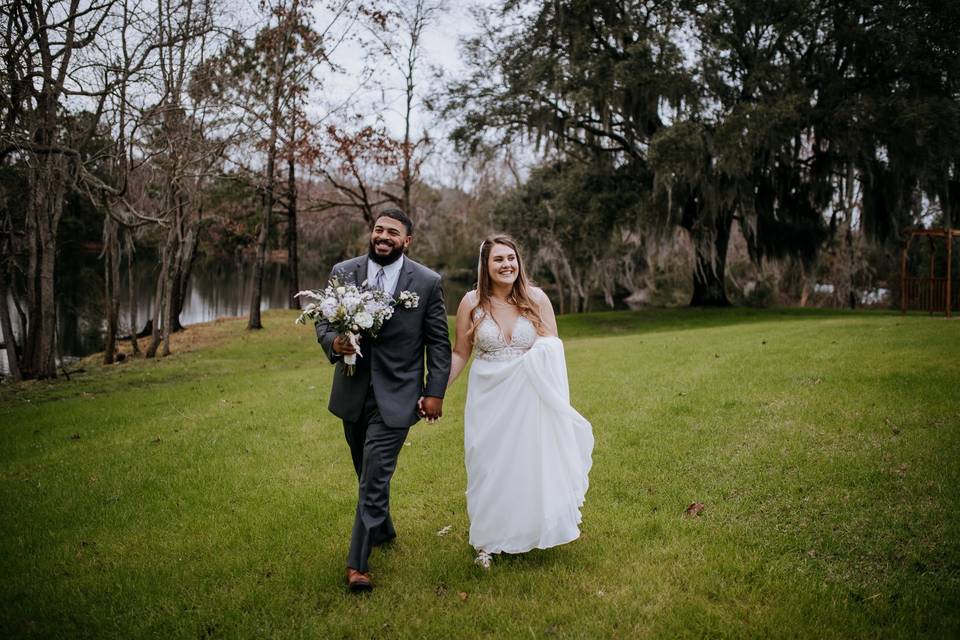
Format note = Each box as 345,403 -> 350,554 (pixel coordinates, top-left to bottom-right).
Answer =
178,261 -> 292,326
1,257 -> 474,376
1,261 -> 294,376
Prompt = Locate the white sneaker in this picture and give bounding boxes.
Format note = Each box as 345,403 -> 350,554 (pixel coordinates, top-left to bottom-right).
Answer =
474,550 -> 493,569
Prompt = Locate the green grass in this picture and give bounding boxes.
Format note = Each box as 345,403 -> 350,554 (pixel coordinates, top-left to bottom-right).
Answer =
1,308 -> 958,638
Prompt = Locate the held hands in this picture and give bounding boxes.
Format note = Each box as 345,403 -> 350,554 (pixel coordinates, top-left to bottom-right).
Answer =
418,396 -> 443,424
332,333 -> 359,355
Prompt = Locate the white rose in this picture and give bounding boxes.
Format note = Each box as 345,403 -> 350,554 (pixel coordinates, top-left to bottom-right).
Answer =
336,286 -> 346,295
355,311 -> 374,329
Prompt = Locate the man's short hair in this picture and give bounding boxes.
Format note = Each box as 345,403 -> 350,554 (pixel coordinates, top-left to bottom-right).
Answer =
376,208 -> 414,236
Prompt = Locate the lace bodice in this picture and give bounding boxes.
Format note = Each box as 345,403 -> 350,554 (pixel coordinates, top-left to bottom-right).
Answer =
473,311 -> 537,362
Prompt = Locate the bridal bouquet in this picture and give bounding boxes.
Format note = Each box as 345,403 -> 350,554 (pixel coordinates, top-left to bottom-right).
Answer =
295,279 -> 408,375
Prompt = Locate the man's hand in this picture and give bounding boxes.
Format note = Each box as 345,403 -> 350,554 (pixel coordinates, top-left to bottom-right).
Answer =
332,334 -> 359,355
418,396 -> 443,423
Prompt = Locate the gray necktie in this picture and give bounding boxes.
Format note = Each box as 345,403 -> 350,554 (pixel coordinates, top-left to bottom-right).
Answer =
375,267 -> 386,292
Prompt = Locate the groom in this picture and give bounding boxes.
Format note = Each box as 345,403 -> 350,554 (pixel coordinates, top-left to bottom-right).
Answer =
315,209 -> 451,592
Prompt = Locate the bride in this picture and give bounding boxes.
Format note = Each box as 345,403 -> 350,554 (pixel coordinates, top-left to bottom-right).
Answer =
446,234 -> 594,568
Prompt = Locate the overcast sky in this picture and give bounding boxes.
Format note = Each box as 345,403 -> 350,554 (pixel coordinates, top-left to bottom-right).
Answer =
309,3 -> 476,125
313,1 -> 492,184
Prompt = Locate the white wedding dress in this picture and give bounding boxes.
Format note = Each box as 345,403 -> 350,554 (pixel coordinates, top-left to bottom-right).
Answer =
464,311 -> 594,554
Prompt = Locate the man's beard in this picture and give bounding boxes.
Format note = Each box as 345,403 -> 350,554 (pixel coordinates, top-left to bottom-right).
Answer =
368,239 -> 404,265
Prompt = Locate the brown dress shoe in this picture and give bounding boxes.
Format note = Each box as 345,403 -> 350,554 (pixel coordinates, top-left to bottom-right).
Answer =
346,567 -> 373,592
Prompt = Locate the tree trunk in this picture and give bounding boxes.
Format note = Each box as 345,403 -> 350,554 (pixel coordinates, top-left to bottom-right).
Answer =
36,228 -> 58,377
548,263 -> 566,315
25,154 -> 67,378
248,78 -> 284,329
248,0 -> 300,329
145,264 -> 164,358
146,222 -> 177,358
559,255 -> 585,313
0,266 -> 22,382
22,186 -> 39,372
689,213 -> 733,307
286,140 -> 300,309
162,248 -> 178,356
845,222 -> 857,310
102,216 -> 121,364
248,169 -> 273,330
0,207 -> 22,381
171,217 -> 199,332
162,194 -> 188,355
402,70 -> 414,215
125,231 -> 141,355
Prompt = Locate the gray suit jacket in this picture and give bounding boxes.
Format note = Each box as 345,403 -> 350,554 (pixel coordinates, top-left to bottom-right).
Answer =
315,255 -> 452,428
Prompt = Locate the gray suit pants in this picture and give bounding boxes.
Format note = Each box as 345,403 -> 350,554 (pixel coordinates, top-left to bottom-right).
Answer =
343,386 -> 409,572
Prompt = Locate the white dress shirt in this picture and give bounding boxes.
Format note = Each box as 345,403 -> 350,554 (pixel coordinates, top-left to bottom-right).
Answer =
366,255 -> 404,296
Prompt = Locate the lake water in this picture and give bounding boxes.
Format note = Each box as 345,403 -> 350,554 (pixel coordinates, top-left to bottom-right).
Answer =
0,259 -> 472,377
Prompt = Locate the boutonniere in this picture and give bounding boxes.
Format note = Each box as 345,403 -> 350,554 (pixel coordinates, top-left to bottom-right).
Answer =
397,290 -> 419,309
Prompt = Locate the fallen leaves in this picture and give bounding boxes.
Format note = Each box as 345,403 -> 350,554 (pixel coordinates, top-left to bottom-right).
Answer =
436,525 -> 452,537
457,591 -> 468,602
684,502 -> 705,517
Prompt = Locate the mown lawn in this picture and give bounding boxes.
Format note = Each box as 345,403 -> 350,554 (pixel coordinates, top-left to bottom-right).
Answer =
1,308 -> 958,639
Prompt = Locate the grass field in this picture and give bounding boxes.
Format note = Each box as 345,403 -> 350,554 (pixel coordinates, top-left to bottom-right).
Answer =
1,308 -> 958,638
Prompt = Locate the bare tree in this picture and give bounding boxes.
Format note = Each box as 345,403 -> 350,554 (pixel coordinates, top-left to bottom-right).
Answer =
246,0 -> 302,330
0,0 -> 217,374
204,0 -> 361,329
138,0 -> 226,357
0,0 -> 121,378
314,122 -> 402,224
366,0 -> 444,215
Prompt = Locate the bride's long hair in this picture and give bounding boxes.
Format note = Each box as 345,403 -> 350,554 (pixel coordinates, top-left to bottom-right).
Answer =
468,234 -> 547,339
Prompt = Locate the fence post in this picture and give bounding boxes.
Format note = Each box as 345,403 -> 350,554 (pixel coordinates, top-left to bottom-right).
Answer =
947,230 -> 953,319
900,243 -> 908,314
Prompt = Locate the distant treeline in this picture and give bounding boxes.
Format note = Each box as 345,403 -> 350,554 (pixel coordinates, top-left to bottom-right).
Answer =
1,0 -> 957,380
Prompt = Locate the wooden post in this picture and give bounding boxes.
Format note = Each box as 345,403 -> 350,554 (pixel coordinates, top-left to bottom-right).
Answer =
947,229 -> 953,319
900,238 -> 909,314
928,237 -> 936,314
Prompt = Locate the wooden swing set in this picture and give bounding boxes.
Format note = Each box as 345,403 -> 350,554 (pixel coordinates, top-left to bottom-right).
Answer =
900,228 -> 959,317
